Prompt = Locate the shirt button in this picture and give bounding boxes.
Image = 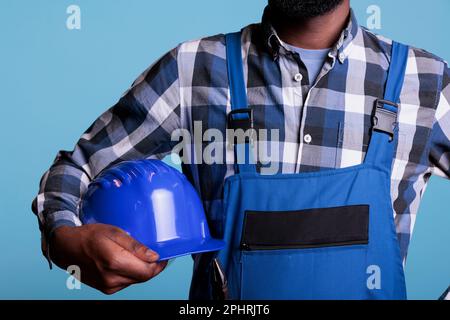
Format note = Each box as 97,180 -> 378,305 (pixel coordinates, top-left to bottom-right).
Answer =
294,73 -> 303,82
304,134 -> 312,144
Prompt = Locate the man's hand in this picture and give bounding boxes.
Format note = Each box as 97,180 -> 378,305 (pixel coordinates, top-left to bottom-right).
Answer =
49,224 -> 168,294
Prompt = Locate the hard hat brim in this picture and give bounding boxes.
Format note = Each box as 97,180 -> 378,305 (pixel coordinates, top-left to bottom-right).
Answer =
149,238 -> 226,261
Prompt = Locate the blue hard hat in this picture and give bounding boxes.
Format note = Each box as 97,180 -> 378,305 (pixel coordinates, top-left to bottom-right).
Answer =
80,159 -> 225,261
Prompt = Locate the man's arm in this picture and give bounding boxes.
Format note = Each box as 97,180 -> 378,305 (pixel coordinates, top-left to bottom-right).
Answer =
31,46 -> 181,294
429,62 -> 450,178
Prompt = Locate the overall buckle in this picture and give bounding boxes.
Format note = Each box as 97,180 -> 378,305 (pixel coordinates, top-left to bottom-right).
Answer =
227,108 -> 253,131
227,108 -> 255,149
372,99 -> 398,141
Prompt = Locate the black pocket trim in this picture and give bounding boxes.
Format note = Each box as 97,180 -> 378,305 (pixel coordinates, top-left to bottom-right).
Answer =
241,205 -> 369,250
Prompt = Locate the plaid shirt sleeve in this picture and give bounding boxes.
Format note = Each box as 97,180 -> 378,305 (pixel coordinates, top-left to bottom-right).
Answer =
429,62 -> 450,178
31,46 -> 181,265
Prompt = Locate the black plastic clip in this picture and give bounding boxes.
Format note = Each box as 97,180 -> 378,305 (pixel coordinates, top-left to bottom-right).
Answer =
227,108 -> 253,131
372,99 -> 398,141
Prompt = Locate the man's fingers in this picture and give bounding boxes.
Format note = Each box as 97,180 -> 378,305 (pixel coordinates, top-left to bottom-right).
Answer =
83,271 -> 134,295
106,226 -> 160,262
153,260 -> 169,277
98,279 -> 131,295
105,246 -> 164,282
102,284 -> 129,295
101,273 -> 134,290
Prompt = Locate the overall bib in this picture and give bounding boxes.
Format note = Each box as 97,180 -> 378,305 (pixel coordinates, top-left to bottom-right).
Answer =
212,32 -> 409,300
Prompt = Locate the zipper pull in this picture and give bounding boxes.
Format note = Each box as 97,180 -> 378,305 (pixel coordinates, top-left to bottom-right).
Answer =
241,243 -> 251,251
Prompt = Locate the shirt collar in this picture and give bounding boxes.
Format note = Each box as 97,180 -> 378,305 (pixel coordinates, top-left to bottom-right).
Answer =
260,5 -> 359,63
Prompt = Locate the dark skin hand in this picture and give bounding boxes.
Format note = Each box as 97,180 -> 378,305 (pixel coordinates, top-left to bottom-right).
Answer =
50,224 -> 168,295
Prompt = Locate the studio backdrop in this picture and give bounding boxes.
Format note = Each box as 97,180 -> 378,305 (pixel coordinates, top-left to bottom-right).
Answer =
0,0 -> 449,299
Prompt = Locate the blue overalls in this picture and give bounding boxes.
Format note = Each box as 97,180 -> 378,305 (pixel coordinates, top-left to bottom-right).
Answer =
208,32 -> 409,300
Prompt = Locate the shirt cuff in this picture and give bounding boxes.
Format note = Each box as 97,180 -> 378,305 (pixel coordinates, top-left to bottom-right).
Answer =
41,211 -> 81,269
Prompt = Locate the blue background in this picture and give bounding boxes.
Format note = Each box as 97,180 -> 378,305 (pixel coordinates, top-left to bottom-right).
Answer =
0,0 -> 449,299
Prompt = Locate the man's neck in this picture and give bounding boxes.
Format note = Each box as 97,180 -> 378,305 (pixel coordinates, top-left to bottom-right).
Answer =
271,0 -> 351,50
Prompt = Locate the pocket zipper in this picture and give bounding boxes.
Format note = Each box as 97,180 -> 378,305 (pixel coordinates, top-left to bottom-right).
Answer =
240,239 -> 369,251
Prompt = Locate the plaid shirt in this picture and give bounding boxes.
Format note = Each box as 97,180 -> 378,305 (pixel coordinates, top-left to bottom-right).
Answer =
33,7 -> 450,264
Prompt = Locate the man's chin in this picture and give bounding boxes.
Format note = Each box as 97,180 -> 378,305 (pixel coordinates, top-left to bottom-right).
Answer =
268,0 -> 345,20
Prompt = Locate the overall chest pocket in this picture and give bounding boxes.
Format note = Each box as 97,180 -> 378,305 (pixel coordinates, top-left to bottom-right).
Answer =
239,205 -> 370,299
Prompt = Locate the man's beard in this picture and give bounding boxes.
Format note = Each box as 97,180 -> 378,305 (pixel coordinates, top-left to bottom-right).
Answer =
268,0 -> 344,20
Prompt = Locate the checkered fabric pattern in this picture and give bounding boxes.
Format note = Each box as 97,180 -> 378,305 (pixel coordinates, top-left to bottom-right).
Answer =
32,7 -> 450,264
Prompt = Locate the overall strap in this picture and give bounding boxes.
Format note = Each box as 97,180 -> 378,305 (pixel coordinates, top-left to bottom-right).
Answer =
364,42 -> 409,171
225,32 -> 256,173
